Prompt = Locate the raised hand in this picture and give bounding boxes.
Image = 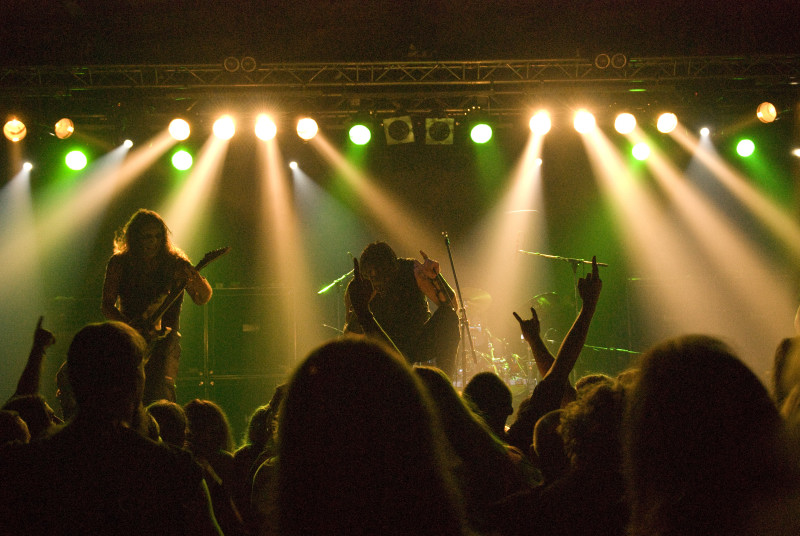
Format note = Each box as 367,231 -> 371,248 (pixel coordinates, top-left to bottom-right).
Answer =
413,250 -> 440,280
577,256 -> 602,309
413,250 -> 453,306
349,257 -> 376,315
32,316 -> 56,351
513,307 -> 542,343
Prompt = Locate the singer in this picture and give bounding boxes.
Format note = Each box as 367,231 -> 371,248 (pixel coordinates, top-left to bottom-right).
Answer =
344,241 -> 460,377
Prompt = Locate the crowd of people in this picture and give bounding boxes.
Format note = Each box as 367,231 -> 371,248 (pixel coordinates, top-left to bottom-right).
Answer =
3,210 -> 800,535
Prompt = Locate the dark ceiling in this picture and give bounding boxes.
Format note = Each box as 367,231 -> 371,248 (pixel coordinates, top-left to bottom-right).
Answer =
3,0 -> 800,66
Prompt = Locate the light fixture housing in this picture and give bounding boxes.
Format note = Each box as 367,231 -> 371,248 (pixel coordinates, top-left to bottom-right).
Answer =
425,117 -> 454,144
4,118 -> 27,142
54,118 -> 74,139
657,113 -> 678,133
756,102 -> 777,123
614,113 -> 636,134
384,116 -> 415,145
529,111 -> 551,135
296,117 -> 319,140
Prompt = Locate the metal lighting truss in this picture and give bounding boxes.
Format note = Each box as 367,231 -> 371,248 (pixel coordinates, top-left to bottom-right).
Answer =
1,55 -> 798,127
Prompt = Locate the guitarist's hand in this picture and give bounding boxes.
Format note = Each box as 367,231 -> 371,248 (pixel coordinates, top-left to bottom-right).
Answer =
182,264 -> 202,285
183,263 -> 212,305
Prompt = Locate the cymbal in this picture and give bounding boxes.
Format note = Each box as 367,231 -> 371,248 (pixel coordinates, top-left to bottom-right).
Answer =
461,287 -> 492,309
528,292 -> 574,311
526,292 -> 575,329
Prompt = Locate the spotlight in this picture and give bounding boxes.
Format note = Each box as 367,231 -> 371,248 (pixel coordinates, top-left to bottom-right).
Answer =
614,113 -> 636,134
756,102 -> 777,123
289,161 -> 299,170
172,150 -> 193,170
65,150 -> 88,170
736,139 -> 755,157
255,114 -> 277,141
169,119 -> 191,141
296,117 -> 319,140
792,149 -> 800,158
425,117 -> 454,144
384,116 -> 414,145
223,56 -> 240,72
4,118 -> 27,142
529,111 -> 551,135
611,53 -> 628,69
470,123 -> 493,144
594,54 -> 611,69
54,118 -> 74,139
700,127 -> 710,137
632,142 -> 650,161
22,162 -> 33,171
213,115 -> 236,140
573,110 -> 596,133
240,56 -> 257,73
349,124 -> 371,145
656,113 -> 678,133
123,139 -> 133,148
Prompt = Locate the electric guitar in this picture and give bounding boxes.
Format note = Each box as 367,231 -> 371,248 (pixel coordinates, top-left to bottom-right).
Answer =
131,246 -> 230,339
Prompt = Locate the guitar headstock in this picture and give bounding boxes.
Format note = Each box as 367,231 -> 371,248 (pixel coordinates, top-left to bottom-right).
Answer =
195,246 -> 231,271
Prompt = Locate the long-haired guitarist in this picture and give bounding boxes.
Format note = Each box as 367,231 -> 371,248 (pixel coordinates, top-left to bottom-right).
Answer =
101,209 -> 213,403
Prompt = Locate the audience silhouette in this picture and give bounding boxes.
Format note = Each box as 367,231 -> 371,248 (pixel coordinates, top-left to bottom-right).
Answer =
5,248 -> 800,536
0,321 -> 223,535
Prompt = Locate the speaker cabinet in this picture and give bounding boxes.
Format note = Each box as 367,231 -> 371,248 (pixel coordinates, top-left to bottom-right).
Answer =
208,287 -> 296,376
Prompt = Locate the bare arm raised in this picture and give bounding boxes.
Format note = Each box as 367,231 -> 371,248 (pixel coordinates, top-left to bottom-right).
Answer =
11,317 -> 56,399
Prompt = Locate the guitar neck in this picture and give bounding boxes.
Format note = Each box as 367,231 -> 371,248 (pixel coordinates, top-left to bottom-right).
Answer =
142,247 -> 229,332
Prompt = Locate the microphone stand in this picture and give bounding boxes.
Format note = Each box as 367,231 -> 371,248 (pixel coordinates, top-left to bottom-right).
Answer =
317,268 -> 354,333
442,232 -> 477,388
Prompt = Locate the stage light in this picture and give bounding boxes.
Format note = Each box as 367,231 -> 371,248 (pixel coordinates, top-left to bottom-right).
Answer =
756,102 -> 777,123
700,127 -> 710,137
240,56 -> 257,73
736,139 -> 755,157
535,157 -> 543,166
172,150 -> 193,170
255,114 -> 277,140
614,113 -> 636,134
296,117 -> 318,140
573,110 -> 596,133
169,119 -> 191,141
384,116 -> 414,144
470,123 -> 492,144
223,57 -> 240,72
632,142 -> 650,161
54,118 -> 74,139
657,113 -> 678,133
22,162 -> 33,171
213,115 -> 236,140
425,117 -> 454,144
65,150 -> 88,170
792,149 -> 800,158
348,124 -> 371,145
529,111 -> 551,135
594,54 -> 611,69
4,118 -> 27,142
289,161 -> 299,169
123,139 -> 134,148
